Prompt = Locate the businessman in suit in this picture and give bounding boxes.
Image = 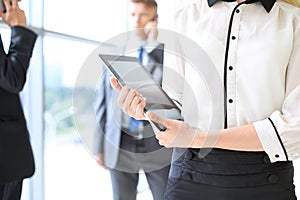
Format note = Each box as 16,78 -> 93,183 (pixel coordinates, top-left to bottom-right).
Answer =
0,0 -> 37,199
93,0 -> 172,200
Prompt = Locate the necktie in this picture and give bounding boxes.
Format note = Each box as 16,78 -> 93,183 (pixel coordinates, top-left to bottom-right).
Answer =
137,46 -> 143,63
129,46 -> 144,133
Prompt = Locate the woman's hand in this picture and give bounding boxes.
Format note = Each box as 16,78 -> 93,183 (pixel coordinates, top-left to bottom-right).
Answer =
110,76 -> 146,120
0,0 -> 26,27
147,111 -> 201,148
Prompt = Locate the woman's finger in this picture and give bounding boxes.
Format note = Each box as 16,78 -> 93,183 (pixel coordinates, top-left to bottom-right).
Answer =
147,111 -> 168,128
109,76 -> 122,92
122,89 -> 137,114
117,86 -> 131,108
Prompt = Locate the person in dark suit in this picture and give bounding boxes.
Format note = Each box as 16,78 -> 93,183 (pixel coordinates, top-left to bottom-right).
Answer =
0,0 -> 37,199
93,0 -> 172,200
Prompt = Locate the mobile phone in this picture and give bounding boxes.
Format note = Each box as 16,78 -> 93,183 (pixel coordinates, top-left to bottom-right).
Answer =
151,14 -> 158,22
0,0 -> 11,12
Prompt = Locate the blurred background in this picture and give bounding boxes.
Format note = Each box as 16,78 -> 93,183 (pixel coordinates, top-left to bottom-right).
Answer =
0,0 -> 299,199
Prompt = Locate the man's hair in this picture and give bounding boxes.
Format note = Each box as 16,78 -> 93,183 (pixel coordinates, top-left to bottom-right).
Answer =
130,0 -> 158,12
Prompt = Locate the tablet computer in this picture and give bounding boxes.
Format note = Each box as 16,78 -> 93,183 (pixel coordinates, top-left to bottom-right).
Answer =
98,54 -> 182,131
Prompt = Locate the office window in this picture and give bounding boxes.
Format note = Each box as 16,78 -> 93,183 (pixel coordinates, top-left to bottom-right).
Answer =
42,1 -> 151,200
43,0 -> 127,41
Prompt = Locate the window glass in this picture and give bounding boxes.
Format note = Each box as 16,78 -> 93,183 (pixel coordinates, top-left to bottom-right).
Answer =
19,0 -> 29,15
43,36 -> 113,199
43,0 -> 127,41
0,28 -> 11,52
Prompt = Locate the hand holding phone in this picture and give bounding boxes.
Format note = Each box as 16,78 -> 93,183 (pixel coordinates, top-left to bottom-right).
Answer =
0,0 -> 26,27
145,14 -> 158,43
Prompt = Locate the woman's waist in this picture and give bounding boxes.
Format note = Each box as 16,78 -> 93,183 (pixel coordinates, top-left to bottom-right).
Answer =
172,148 -> 293,175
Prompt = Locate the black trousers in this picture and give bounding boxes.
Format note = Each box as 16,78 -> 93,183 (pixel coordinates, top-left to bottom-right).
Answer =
165,148 -> 297,200
0,180 -> 23,200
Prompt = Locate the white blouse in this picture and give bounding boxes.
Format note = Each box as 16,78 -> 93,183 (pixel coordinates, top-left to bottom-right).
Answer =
163,0 -> 300,163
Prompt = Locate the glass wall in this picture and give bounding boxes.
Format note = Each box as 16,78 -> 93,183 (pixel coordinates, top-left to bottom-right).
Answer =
43,36 -> 102,199
43,0 -> 127,41
40,1 -> 175,199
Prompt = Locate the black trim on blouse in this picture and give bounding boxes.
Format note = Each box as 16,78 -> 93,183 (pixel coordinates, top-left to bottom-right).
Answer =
222,1 -> 247,128
268,118 -> 289,161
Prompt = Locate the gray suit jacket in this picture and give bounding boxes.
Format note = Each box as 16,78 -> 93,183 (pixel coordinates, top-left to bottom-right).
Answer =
93,44 -> 166,168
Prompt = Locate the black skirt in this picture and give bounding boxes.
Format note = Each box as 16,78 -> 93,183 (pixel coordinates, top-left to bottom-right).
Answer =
165,148 -> 297,200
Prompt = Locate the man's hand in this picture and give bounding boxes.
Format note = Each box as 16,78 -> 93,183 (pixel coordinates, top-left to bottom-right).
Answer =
110,77 -> 146,120
95,153 -> 107,170
0,0 -> 26,27
145,20 -> 158,43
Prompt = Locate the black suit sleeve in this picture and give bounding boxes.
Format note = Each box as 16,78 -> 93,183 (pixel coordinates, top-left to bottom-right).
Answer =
0,26 -> 37,93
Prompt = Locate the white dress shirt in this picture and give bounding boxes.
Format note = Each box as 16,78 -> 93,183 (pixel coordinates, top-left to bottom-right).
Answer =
163,0 -> 300,163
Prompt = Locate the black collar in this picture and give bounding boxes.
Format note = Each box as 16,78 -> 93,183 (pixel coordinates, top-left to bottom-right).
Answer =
207,0 -> 276,12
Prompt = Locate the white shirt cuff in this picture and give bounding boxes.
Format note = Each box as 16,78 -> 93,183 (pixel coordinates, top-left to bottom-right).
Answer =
253,119 -> 288,163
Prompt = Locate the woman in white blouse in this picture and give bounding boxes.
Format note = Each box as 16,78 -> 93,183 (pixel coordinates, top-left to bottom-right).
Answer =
110,0 -> 300,199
